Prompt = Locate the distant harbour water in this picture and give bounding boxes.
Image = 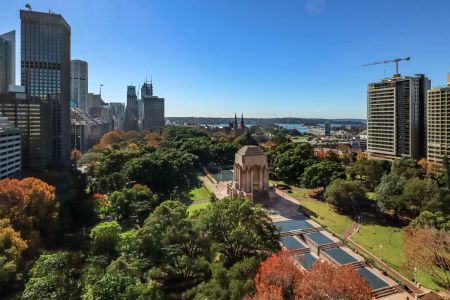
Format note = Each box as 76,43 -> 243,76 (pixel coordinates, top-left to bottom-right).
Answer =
276,124 -> 310,133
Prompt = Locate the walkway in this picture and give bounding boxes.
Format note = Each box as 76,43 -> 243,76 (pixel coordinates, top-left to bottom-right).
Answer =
343,221 -> 360,240
198,175 -> 228,199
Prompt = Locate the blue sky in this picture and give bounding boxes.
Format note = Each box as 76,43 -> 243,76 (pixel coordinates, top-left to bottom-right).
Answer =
1,0 -> 450,118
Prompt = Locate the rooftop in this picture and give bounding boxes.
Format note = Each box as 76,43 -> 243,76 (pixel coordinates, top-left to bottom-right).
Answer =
237,145 -> 265,157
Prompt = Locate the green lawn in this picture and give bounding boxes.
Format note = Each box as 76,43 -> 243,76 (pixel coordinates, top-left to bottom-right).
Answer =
352,223 -> 440,290
188,185 -> 210,201
187,202 -> 210,215
297,199 -> 353,238
366,192 -> 375,200
288,187 -> 311,198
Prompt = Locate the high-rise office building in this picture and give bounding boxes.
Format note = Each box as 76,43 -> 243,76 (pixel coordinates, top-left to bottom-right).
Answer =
367,74 -> 430,160
0,114 -> 21,178
21,10 -> 71,170
427,74 -> 450,164
70,60 -> 88,112
141,81 -> 165,130
110,102 -> 125,130
0,31 -> 15,94
0,89 -> 41,170
124,85 -> 139,131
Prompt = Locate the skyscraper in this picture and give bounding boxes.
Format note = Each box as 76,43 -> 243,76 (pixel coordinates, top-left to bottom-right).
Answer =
0,114 -> 21,178
0,31 -> 15,94
70,59 -> 88,112
141,81 -> 165,130
367,74 -> 430,160
124,85 -> 139,131
21,10 -> 71,169
427,74 -> 450,164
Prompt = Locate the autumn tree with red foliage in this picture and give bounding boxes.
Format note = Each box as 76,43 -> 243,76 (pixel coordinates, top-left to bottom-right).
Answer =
253,251 -> 302,300
251,252 -> 372,300
295,261 -> 372,300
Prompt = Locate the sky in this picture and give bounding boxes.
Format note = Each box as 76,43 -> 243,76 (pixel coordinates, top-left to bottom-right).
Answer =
1,0 -> 450,119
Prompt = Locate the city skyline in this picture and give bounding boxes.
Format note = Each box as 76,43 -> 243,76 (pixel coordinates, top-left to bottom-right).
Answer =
1,1 -> 450,118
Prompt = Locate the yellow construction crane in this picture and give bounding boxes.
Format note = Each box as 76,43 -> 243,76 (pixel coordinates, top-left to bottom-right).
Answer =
362,57 -> 411,77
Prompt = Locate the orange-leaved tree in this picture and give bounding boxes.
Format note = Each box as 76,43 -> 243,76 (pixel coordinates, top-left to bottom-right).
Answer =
252,251 -> 302,300
251,251 -> 372,300
0,178 -> 58,239
295,261 -> 372,300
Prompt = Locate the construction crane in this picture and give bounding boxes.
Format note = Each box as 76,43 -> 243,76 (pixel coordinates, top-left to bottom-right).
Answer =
362,57 -> 411,77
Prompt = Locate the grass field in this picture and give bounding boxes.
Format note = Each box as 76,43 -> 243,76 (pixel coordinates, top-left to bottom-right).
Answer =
187,202 -> 210,215
188,185 -> 210,201
287,187 -> 311,198
297,199 -> 353,238
352,223 -> 440,290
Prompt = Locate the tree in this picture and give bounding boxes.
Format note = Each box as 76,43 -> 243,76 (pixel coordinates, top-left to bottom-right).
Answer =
22,252 -> 81,299
269,143 -> 315,183
403,226 -> 450,289
252,251 -> 301,300
294,262 -> 372,300
234,131 -> 259,146
399,177 -> 440,218
324,179 -> 368,215
90,221 -> 121,255
0,219 -> 28,290
0,178 -> 58,239
138,201 -> 211,291
188,257 -> 259,300
250,254 -> 371,300
410,211 -> 450,230
198,197 -> 279,267
124,148 -> 198,196
301,161 -> 346,188
104,185 -> 159,226
374,174 -> 406,216
347,159 -> 390,191
124,283 -> 164,300
391,157 -> 418,179
91,273 -> 135,300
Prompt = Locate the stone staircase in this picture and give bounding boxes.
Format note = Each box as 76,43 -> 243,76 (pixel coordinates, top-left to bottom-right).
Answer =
373,285 -> 402,298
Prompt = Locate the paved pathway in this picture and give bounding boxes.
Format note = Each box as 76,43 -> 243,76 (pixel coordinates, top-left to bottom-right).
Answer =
198,175 -> 228,199
343,221 -> 360,240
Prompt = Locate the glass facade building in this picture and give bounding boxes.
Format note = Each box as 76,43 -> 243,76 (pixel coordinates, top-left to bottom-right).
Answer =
20,10 -> 71,169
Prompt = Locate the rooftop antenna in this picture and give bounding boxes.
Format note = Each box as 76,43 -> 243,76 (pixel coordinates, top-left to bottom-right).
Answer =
25,3 -> 32,10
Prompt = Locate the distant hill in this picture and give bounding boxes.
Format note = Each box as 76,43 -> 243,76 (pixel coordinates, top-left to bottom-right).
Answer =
166,117 -> 366,126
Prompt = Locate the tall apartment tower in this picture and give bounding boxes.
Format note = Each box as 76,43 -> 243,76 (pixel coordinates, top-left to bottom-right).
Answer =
70,60 -> 88,112
367,74 -> 430,160
124,85 -> 139,131
141,81 -> 165,130
21,10 -> 71,170
427,74 -> 450,164
0,31 -> 15,94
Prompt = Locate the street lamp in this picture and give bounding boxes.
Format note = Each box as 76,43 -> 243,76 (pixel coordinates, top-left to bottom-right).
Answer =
333,214 -> 336,223
414,267 -> 417,283
379,245 -> 383,261
317,201 -> 320,217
